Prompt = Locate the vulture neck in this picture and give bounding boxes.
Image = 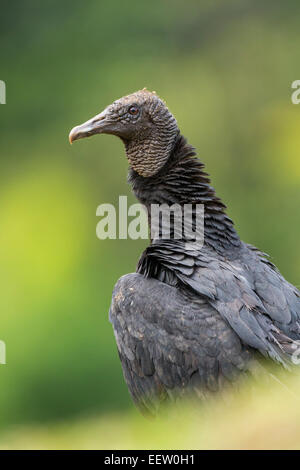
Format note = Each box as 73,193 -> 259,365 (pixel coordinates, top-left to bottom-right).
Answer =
128,134 -> 241,253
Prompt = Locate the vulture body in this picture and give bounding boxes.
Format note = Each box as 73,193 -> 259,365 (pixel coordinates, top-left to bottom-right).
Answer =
70,90 -> 300,415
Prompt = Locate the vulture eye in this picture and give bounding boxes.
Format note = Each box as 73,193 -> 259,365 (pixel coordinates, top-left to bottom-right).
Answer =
128,105 -> 139,116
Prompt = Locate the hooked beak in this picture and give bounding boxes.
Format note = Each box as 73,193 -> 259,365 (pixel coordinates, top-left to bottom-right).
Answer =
69,110 -> 108,144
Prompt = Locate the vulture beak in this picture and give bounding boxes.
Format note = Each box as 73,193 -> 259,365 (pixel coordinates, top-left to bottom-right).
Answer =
69,110 -> 108,144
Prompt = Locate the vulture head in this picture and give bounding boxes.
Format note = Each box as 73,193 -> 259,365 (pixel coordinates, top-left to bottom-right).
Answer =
69,89 -> 178,177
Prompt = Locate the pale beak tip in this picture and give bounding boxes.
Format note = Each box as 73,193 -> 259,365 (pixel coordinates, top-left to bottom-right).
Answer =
68,110 -> 107,146
68,127 -> 77,145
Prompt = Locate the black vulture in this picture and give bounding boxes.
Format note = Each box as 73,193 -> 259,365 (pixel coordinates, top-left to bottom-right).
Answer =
69,89 -> 300,415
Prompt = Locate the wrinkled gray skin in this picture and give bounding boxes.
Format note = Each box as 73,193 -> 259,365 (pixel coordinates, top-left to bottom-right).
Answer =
70,89 -> 178,177
70,90 -> 300,415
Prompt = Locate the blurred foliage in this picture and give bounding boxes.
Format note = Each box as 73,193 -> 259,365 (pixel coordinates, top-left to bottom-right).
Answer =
1,371 -> 300,450
0,0 -> 300,448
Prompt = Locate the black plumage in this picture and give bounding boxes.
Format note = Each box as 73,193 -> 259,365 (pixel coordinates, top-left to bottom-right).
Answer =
69,89 -> 300,415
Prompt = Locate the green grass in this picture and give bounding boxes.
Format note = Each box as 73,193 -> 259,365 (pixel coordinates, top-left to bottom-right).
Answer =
1,372 -> 300,450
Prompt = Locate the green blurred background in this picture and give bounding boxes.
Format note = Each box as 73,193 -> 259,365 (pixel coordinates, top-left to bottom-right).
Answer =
1,0 -> 300,449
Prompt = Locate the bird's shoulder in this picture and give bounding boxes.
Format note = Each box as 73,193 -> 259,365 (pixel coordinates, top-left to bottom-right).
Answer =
109,272 -> 252,414
136,240 -> 300,366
